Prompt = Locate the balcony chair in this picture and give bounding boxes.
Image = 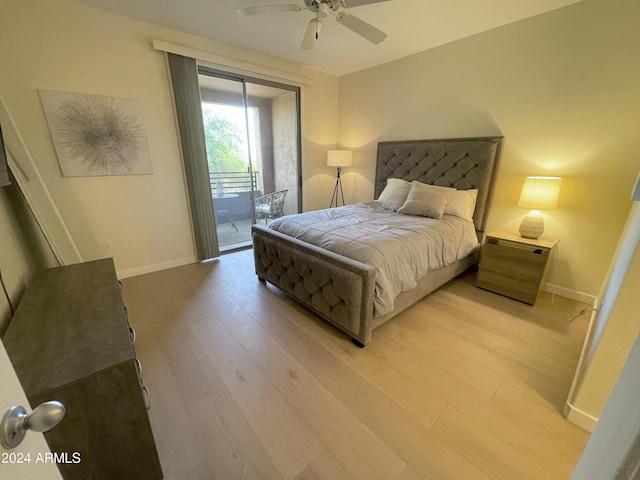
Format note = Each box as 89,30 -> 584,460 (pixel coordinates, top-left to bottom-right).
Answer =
254,189 -> 288,224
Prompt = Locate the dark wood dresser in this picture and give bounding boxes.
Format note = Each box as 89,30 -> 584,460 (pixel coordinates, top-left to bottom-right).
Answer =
2,258 -> 163,479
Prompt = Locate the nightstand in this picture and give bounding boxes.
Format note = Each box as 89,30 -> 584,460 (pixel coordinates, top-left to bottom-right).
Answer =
476,230 -> 558,305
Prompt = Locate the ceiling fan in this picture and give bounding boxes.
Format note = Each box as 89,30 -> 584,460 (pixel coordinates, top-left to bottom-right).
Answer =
237,0 -> 390,50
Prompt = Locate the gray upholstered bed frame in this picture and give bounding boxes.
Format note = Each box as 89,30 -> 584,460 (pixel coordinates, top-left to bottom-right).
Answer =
252,136 -> 503,346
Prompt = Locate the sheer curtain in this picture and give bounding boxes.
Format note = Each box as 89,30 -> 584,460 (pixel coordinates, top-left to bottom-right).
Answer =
166,53 -> 219,260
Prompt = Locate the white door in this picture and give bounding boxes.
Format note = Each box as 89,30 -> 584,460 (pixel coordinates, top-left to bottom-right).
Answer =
0,342 -> 61,479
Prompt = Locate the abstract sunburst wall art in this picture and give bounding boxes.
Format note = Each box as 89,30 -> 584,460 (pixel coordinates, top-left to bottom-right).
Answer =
39,90 -> 152,177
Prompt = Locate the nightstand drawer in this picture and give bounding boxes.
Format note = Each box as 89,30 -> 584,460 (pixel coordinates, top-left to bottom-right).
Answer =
477,231 -> 557,305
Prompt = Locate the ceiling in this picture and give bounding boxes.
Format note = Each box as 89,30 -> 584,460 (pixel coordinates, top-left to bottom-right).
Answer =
73,0 -> 583,76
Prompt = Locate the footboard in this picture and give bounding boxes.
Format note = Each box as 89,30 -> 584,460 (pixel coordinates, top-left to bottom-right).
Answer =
252,224 -> 377,345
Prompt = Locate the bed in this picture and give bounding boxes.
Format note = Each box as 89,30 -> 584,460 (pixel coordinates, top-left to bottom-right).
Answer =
252,136 -> 503,346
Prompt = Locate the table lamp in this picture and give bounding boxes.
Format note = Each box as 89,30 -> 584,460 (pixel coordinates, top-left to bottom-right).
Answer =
517,176 -> 562,239
327,149 -> 352,208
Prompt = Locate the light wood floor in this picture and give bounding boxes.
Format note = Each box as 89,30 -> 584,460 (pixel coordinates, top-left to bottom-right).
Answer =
122,249 -> 591,480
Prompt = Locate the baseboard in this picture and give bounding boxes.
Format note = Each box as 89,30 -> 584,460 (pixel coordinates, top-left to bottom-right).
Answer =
116,256 -> 196,279
563,402 -> 598,432
545,283 -> 598,306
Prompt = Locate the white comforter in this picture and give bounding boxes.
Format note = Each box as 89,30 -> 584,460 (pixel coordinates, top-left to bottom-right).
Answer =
268,202 -> 479,315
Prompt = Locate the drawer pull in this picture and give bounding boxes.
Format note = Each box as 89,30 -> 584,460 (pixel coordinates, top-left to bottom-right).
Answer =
129,325 -> 136,344
142,386 -> 151,410
134,357 -> 142,379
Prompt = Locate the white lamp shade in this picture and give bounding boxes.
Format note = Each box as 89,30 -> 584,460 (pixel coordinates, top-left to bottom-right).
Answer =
517,176 -> 562,210
327,150 -> 352,167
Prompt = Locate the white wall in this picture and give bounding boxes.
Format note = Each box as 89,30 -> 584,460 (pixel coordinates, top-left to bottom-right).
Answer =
571,203 -> 640,419
0,0 -> 339,276
337,0 -> 640,298
572,330 -> 640,479
301,72 -> 340,213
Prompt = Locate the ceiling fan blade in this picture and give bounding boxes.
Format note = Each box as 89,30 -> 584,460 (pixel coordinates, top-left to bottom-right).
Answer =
342,0 -> 390,7
337,13 -> 387,44
301,19 -> 322,50
237,4 -> 302,16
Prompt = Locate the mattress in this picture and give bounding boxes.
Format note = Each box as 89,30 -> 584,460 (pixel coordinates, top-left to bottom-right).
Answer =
268,202 -> 479,315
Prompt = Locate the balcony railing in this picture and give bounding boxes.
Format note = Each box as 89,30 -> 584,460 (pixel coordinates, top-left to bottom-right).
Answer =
210,171 -> 259,194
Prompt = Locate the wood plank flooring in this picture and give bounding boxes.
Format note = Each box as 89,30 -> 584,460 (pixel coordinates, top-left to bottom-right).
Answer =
121,249 -> 591,480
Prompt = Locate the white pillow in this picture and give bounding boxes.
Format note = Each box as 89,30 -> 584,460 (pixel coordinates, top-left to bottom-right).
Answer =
376,178 -> 411,211
444,189 -> 478,221
398,182 -> 456,219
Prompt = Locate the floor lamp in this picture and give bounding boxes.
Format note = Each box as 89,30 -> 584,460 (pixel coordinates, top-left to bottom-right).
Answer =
327,150 -> 352,208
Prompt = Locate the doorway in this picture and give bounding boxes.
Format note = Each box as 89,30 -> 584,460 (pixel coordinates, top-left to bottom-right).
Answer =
198,69 -> 301,252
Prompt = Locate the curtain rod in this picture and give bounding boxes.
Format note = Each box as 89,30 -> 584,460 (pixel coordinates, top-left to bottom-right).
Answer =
152,39 -> 311,87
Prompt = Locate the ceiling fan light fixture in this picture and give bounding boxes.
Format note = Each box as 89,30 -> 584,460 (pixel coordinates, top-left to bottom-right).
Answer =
239,0 -> 389,48
301,18 -> 322,49
312,1 -> 330,18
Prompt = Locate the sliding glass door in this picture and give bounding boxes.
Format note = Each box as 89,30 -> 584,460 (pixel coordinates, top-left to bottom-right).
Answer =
198,69 -> 301,252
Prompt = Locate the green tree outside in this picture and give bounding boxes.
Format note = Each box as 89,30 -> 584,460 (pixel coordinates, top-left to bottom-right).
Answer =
202,106 -> 247,173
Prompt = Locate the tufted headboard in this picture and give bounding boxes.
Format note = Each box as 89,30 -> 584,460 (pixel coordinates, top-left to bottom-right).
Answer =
375,136 -> 503,235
